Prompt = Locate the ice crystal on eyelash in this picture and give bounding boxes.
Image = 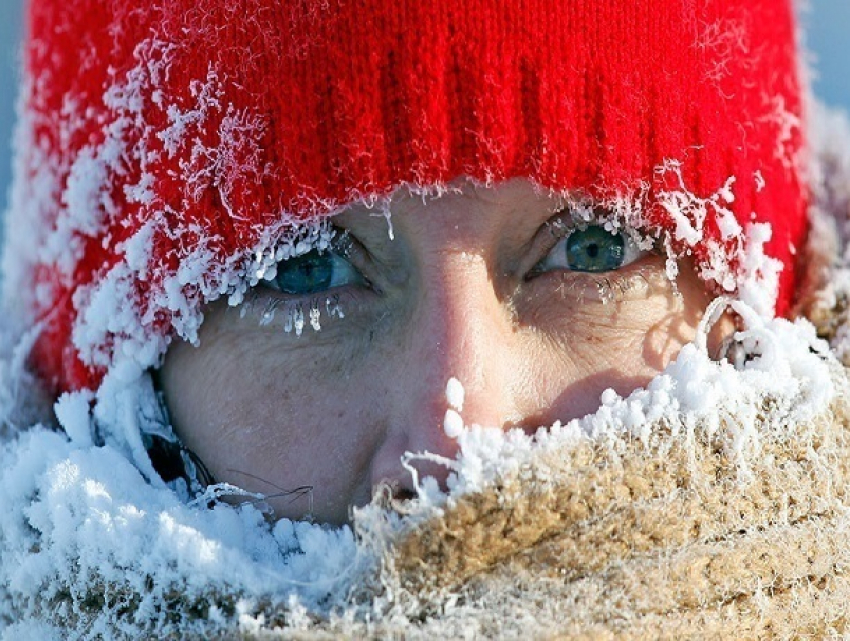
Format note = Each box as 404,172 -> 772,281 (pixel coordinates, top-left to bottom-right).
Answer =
246,220 -> 337,293
372,199 -> 395,241
594,278 -> 615,305
268,301 -> 308,336
548,193 -> 657,250
293,306 -> 306,336
246,295 -> 347,333
259,301 -> 279,327
593,276 -> 625,305
309,303 -> 322,331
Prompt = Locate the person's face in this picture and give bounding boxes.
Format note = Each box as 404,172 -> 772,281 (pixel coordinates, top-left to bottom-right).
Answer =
160,179 -> 726,525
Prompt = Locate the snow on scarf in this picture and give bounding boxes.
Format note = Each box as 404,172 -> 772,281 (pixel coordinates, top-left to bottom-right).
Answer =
2,102 -> 850,640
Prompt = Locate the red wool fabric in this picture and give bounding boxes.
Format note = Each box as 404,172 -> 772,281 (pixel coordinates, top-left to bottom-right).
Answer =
23,0 -> 807,393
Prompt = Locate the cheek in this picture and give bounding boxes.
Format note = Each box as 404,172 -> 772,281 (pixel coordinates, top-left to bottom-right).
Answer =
158,310 -> 386,523
517,263 -> 708,422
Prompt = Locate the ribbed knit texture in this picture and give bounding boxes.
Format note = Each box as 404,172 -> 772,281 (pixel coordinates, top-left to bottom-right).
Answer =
16,0 -> 806,392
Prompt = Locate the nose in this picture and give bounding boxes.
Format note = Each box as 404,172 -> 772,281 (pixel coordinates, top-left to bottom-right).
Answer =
369,251 -> 522,495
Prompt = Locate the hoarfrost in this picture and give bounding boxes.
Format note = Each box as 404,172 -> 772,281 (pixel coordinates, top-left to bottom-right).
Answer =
443,409 -> 464,440
446,377 -> 465,412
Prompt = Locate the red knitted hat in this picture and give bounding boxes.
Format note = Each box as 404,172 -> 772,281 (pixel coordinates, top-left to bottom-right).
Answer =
7,0 -> 807,394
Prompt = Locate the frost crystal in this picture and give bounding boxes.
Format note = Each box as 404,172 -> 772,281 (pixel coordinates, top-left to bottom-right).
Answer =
444,409 -> 464,439
446,377 -> 465,412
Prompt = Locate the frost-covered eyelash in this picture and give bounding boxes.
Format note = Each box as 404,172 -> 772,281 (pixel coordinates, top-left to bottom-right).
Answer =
544,215 -> 577,239
547,267 -> 660,306
238,291 -> 346,335
552,273 -> 627,304
544,204 -> 660,254
589,273 -> 652,304
235,226 -> 363,332
331,229 -> 355,258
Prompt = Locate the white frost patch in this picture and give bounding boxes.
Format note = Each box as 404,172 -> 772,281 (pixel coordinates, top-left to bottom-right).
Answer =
446,377 -> 465,412
443,410 -> 464,440
650,160 -> 781,316
54,389 -> 94,447
0,428 -> 362,636
736,223 -> 783,320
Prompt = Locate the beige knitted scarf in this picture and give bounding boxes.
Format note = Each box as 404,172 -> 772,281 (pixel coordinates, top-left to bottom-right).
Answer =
380,385 -> 850,638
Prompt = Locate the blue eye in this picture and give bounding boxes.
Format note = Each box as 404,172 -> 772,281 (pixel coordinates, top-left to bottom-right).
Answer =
270,249 -> 362,295
534,225 -> 644,274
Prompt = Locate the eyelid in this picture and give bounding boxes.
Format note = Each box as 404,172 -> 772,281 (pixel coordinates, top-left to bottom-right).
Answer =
329,229 -> 382,293
543,213 -> 581,240
331,225 -> 413,291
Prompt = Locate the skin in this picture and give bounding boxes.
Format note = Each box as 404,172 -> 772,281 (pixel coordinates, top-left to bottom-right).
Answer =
160,178 -> 730,525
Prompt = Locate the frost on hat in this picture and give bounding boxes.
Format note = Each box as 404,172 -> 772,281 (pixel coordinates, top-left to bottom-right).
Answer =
4,0 -> 807,394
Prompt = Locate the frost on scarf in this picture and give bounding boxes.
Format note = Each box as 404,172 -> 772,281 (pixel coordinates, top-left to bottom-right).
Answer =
0,300 -> 837,638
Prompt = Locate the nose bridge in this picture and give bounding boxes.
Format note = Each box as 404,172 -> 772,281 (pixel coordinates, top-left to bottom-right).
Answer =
369,229 -> 531,494
406,250 -> 511,437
